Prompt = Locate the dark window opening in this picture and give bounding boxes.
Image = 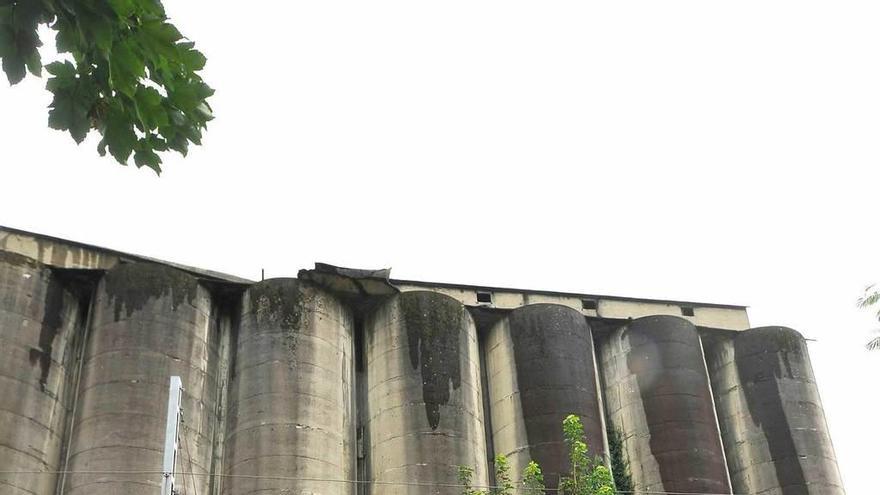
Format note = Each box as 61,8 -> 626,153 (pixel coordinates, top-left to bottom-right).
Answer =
476,291 -> 493,304
582,299 -> 598,310
681,306 -> 695,317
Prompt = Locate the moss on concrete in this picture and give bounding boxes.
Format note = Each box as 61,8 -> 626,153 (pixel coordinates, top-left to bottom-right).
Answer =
399,291 -> 464,430
248,279 -> 307,369
103,262 -> 198,321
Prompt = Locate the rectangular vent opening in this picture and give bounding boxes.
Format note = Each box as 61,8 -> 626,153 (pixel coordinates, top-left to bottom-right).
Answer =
681,306 -> 695,317
582,299 -> 598,310
476,291 -> 493,304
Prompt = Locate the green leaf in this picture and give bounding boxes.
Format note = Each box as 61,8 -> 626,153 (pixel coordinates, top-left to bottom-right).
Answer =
134,144 -> 161,173
2,51 -> 25,84
48,92 -> 91,143
24,48 -> 40,76
133,85 -> 166,130
109,38 -> 144,96
180,47 -> 206,71
45,60 -> 75,78
107,0 -> 136,18
102,107 -> 137,164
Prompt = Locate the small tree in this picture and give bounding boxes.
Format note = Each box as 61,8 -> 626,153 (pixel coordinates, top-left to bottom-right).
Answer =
458,465 -> 481,495
558,414 -> 615,495
459,454 -> 513,495
461,416 -> 615,495
493,454 -> 514,495
522,460 -> 546,494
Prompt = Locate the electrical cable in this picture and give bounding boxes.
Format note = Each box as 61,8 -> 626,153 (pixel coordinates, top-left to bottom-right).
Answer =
0,469 -> 746,495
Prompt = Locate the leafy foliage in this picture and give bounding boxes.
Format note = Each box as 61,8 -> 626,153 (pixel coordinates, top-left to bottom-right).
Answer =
558,414 -> 615,495
458,465 -> 482,495
857,284 -> 880,350
460,416 -> 615,495
522,461 -> 546,494
0,0 -> 212,174
459,455 -> 514,495
493,454 -> 514,495
607,426 -> 634,494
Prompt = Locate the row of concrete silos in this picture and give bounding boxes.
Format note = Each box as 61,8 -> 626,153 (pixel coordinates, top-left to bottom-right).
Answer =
0,255 -> 845,494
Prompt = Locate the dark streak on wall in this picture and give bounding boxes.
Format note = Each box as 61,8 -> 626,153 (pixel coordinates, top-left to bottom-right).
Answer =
623,316 -> 730,494
247,279 -> 305,369
28,276 -> 65,391
102,262 -> 197,321
507,305 -> 604,490
734,327 -> 808,494
399,291 -> 463,430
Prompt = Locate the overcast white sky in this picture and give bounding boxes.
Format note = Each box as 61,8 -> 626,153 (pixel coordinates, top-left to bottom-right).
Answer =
1,1 -> 878,492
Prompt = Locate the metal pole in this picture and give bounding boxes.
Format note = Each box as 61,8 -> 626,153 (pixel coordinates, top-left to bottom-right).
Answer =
162,376 -> 184,495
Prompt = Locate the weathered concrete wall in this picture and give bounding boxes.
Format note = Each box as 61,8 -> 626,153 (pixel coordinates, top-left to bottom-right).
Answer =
63,263 -> 219,495
598,315 -> 731,494
0,234 -> 847,494
0,252 -> 81,494
365,291 -> 487,495
704,327 -> 845,495
485,304 -> 604,490
223,279 -> 356,494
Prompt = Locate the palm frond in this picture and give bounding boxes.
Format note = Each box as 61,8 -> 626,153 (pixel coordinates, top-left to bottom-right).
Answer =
866,336 -> 880,351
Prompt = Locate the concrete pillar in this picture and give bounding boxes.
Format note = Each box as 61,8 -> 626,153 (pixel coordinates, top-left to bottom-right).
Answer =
0,252 -> 80,494
704,327 -> 845,494
365,291 -> 487,495
598,315 -> 730,494
223,279 -> 356,495
63,263 -> 219,495
485,304 -> 604,490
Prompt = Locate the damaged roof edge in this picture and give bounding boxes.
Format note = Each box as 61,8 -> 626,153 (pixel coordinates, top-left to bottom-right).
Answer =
1,226 -> 747,310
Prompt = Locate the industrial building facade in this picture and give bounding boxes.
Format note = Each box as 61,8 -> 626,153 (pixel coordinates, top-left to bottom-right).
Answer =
0,227 -> 844,494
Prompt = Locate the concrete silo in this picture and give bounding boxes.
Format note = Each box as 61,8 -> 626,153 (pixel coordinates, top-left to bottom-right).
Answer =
0,252 -> 81,494
365,291 -> 487,495
223,279 -> 356,494
598,315 -> 731,494
704,326 -> 845,494
485,304 -> 604,490
63,263 -> 219,495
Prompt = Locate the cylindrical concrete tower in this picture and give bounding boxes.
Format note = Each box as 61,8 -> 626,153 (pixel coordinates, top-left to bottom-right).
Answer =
0,252 -> 80,494
485,304 -> 604,490
63,263 -> 219,495
223,279 -> 356,495
704,326 -> 845,494
598,315 -> 730,494
365,291 -> 487,495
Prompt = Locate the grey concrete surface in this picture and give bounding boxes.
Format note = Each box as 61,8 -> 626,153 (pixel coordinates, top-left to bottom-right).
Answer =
62,263 -> 219,495
485,304 -> 604,490
0,236 -> 846,495
598,315 -> 731,494
222,279 -> 356,495
704,326 -> 846,495
0,252 -> 80,495
365,291 -> 487,495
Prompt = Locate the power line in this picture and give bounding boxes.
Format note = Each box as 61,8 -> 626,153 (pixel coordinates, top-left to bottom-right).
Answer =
0,470 -> 744,495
